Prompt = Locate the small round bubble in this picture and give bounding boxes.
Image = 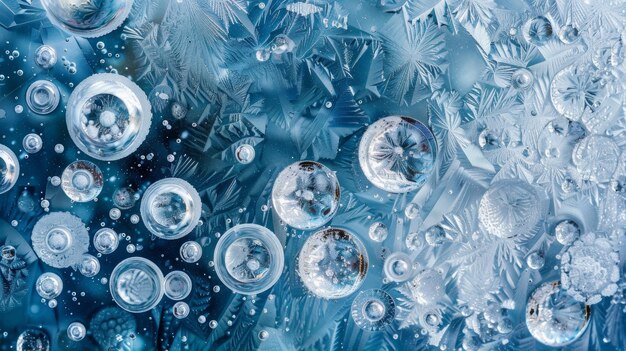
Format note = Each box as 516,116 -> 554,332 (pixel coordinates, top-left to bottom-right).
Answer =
164,270 -> 192,301
180,241 -> 202,263
23,134 -> 43,154
67,322 -> 86,341
36,272 -> 63,299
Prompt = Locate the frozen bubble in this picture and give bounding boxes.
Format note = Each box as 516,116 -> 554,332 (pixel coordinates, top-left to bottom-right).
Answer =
550,65 -> 604,120
113,187 -> 137,209
32,212 -> 89,268
235,144 -> 256,164
16,329 -> 50,351
0,144 -> 19,194
368,222 -> 388,242
424,225 -> 447,246
214,224 -> 284,295
538,117 -> 586,167
164,270 -> 192,301
109,208 -> 121,220
297,227 -> 368,299
67,322 -> 86,341
61,160 -> 103,202
351,289 -> 396,331
40,0 -> 132,38
23,134 -> 43,154
35,45 -> 57,69
408,269 -> 445,305
171,101 -> 187,119
140,178 -> 202,239
130,214 -> 140,224
526,281 -> 589,347
554,220 -> 581,246
79,254 -> 100,277
36,272 -> 63,299
572,135 -> 620,183
523,16 -> 553,46
110,257 -> 164,313
172,301 -> 190,319
26,80 -> 60,115
383,252 -> 413,282
526,251 -> 545,270
66,74 -> 152,161
510,68 -> 534,90
89,307 -> 137,350
558,25 -> 579,44
54,144 -> 64,153
359,116 -> 436,193
180,241 -> 202,263
271,161 -> 340,230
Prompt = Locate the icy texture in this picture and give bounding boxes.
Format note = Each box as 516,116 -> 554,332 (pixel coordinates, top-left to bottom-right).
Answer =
31,212 -> 89,268
109,257 -> 164,313
0,144 -> 19,194
61,160 -> 103,202
40,0 -> 132,38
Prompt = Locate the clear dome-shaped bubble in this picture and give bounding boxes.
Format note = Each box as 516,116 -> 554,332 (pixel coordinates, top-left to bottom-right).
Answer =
383,252 -> 413,282
164,271 -> 192,301
572,135 -> 620,183
109,257 -> 164,313
23,134 -> 43,154
26,80 -> 60,115
79,254 -> 100,277
551,65 -> 605,120
297,227 -> 368,299
523,16 -> 553,46
554,220 -> 581,246
32,212 -> 89,268
271,161 -> 340,230
0,144 -> 19,194
368,222 -> 388,242
538,117 -> 586,166
526,281 -> 590,347
172,301 -> 190,319
235,144 -> 256,164
408,268 -> 445,305
350,289 -> 396,331
113,187 -> 137,209
180,241 -> 202,263
66,73 -> 152,161
66,322 -> 86,341
61,160 -> 103,202
214,224 -> 284,295
36,272 -> 63,300
16,329 -> 50,351
35,45 -> 57,69
140,178 -> 202,240
93,228 -> 119,254
40,0 -> 133,38
478,179 -> 545,238
510,68 -> 534,90
358,116 -> 436,193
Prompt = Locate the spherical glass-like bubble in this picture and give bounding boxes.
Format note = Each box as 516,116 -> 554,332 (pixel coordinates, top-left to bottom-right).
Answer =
180,241 -> 202,263
538,117 -> 586,166
36,272 -> 63,300
164,270 -> 192,301
61,160 -> 103,202
35,45 -> 57,69
235,144 -> 256,164
32,212 -> 90,268
383,252 -> 413,282
478,179 -> 545,238
550,65 -> 604,120
523,16 -> 553,46
0,144 -> 19,194
358,116 -> 436,193
271,161 -> 340,230
23,134 -> 43,154
109,257 -> 164,313
554,219 -> 581,246
40,0 -> 133,38
297,227 -> 368,299
79,254 -> 100,277
172,301 -> 190,319
526,281 -> 590,347
526,251 -> 545,270
559,25 -> 579,44
572,135 -> 620,183
66,322 -> 86,341
368,222 -> 388,242
26,80 -> 60,115
140,178 -> 202,240
66,73 -> 152,161
214,224 -> 284,295
408,268 -> 445,305
16,329 -> 50,351
351,289 -> 396,331
113,187 -> 137,209
510,68 -> 534,90
93,228 -> 119,254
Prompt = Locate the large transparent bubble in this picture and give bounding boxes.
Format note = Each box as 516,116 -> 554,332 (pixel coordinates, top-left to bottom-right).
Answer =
0,144 -> 19,194
61,160 -> 104,202
358,116 -> 436,193
66,73 -> 152,161
40,0 -> 133,38
297,227 -> 368,299
109,257 -> 164,313
16,329 -> 50,351
31,212 -> 89,268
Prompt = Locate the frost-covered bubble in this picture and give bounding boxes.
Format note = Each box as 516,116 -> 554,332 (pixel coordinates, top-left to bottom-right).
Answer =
561,233 -> 620,304
180,241 -> 202,263
61,160 -> 103,202
113,187 -> 137,209
66,322 -> 86,341
109,257 -> 164,313
235,144 -> 256,164
0,144 -> 19,194
140,178 -> 202,239
90,307 -> 137,350
383,252 -> 413,282
271,161 -> 340,230
297,227 -> 368,299
16,329 -> 50,351
32,212 -> 89,268
40,0 -> 133,38
558,25 -> 579,44
36,272 -> 63,299
478,179 -> 545,238
526,251 -> 545,270
172,301 -> 190,319
351,289 -> 396,331
526,281 -> 590,347
22,134 -> 43,154
171,101 -> 187,119
66,74 -> 152,161
368,222 -> 388,242
425,225 -> 447,246
109,208 -> 121,220
510,68 -> 534,90
537,117 -> 586,166
550,65 -> 605,120
164,270 -> 192,301
554,220 -> 581,246
35,45 -> 57,69
214,224 -> 284,295
408,269 -> 445,305
79,254 -> 100,277
54,144 -> 64,153
523,16 -> 553,46
359,116 -> 436,193
405,232 -> 421,251
93,228 -> 119,254
26,80 -> 60,115
572,135 -> 620,183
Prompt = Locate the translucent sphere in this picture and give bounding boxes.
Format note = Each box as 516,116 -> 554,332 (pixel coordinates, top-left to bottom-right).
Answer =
16,329 -> 50,351
478,179 -> 545,238
61,160 -> 104,202
32,212 -> 89,268
358,116 -> 436,193
235,144 -> 256,164
526,251 -> 545,270
113,187 -> 137,209
180,241 -> 202,263
551,65 -> 603,120
526,281 -> 590,347
172,301 -> 190,319
40,0 -> 133,38
79,254 -> 100,277
26,80 -> 60,115
559,25 -> 579,44
572,135 -> 620,183
271,161 -> 340,230
23,134 -> 43,154
297,227 -> 368,299
368,222 -> 388,242
66,322 -> 86,341
537,117 -> 586,166
140,178 -> 202,239
214,224 -> 284,295
36,272 -> 63,300
109,257 -> 164,313
408,269 -> 445,305
35,45 -> 57,69
164,270 -> 192,300
424,225 -> 447,246
0,144 -> 19,194
66,74 -> 152,161
351,289 -> 396,331
93,228 -> 119,254
554,220 -> 581,246
510,68 -> 534,90
523,16 -> 553,46
383,252 -> 413,282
